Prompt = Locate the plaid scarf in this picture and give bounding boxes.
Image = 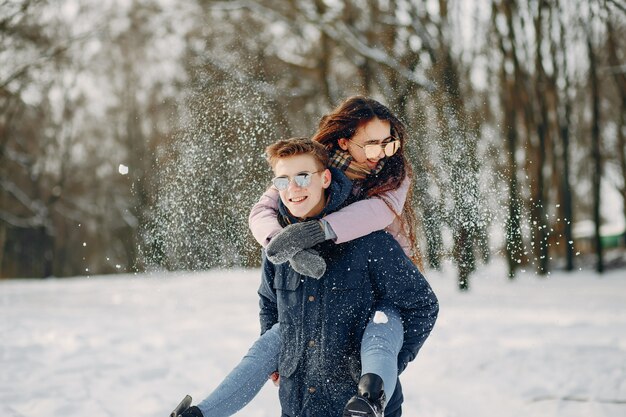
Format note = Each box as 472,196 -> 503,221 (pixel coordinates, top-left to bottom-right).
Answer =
328,148 -> 385,180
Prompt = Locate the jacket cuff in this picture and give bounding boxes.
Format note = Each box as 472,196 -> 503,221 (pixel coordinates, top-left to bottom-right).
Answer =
319,219 -> 337,241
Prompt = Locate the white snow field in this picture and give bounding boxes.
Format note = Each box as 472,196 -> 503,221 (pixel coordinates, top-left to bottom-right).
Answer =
1,260 -> 625,417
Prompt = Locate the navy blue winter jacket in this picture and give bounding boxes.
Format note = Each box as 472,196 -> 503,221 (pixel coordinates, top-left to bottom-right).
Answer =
258,168 -> 439,417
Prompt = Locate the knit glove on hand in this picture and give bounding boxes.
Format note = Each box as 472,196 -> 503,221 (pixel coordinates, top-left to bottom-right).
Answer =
266,221 -> 326,264
289,249 -> 326,279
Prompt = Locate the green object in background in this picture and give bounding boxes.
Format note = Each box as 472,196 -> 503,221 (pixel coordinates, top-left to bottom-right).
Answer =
601,233 -> 625,249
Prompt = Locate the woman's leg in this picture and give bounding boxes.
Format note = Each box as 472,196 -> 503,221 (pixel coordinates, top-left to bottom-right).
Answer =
360,307 -> 404,405
196,323 -> 281,416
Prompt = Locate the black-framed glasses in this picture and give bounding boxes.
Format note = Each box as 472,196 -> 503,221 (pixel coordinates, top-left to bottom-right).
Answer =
349,137 -> 401,159
271,171 -> 323,191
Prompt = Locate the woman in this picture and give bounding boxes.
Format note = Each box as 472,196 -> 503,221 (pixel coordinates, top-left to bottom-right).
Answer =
179,96 -> 427,417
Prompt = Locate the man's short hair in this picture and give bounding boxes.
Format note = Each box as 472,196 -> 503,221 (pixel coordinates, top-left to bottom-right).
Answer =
266,137 -> 330,170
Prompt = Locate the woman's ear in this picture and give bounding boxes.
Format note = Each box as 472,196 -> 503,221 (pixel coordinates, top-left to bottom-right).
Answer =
337,138 -> 349,151
321,168 -> 332,189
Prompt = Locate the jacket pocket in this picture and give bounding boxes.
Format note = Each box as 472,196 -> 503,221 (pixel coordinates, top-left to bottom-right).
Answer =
273,267 -> 303,326
273,267 -> 303,291
278,323 -> 300,378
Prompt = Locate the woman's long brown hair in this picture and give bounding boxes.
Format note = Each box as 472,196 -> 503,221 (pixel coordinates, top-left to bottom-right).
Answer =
311,96 -> 423,269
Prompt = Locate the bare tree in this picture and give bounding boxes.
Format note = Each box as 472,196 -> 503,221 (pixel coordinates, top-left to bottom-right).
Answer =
0,1 -> 87,277
586,7 -> 604,273
492,0 -> 526,278
554,0 -> 575,271
604,2 -> 626,238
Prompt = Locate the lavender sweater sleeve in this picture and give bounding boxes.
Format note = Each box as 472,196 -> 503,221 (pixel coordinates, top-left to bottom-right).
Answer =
248,187 -> 281,247
323,175 -> 410,244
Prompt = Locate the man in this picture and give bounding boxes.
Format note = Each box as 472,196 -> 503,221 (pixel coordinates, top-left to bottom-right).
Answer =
258,137 -> 438,417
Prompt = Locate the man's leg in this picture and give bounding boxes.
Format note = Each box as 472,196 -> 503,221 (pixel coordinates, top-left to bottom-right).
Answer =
196,323 -> 281,416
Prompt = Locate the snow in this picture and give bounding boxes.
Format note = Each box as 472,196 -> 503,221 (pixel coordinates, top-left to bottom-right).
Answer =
118,164 -> 129,175
373,310 -> 389,324
1,260 -> 625,417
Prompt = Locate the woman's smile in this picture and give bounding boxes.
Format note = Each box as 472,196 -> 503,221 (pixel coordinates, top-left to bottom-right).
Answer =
365,159 -> 379,170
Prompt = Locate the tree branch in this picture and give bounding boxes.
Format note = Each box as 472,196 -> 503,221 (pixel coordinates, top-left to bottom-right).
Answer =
606,0 -> 626,15
0,178 -> 45,216
0,209 -> 41,228
206,0 -> 436,91
316,20 -> 436,91
0,26 -> 102,89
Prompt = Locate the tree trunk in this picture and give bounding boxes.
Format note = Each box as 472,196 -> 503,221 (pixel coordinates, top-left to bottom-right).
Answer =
409,100 -> 444,270
497,0 -> 525,278
0,223 -> 5,277
618,101 -> 626,236
605,14 -> 626,246
313,0 -> 334,104
560,117 -> 575,270
436,0 -> 479,290
531,0 -> 550,275
556,0 -> 575,271
505,108 -> 524,278
587,29 -> 604,273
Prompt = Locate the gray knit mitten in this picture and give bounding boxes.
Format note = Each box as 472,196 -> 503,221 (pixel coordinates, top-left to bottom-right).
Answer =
266,221 -> 326,264
289,249 -> 327,279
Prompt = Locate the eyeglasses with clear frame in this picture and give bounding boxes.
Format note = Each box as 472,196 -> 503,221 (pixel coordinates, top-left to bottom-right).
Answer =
271,170 -> 323,191
349,137 -> 401,159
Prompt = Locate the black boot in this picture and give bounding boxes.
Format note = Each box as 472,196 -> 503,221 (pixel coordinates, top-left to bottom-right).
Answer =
178,406 -> 203,417
169,395 -> 203,417
342,373 -> 386,417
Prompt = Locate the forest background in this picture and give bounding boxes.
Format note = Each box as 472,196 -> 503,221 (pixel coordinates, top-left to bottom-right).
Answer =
1,0 -> 625,288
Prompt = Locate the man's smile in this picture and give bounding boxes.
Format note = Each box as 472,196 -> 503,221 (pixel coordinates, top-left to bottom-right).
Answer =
289,196 -> 308,203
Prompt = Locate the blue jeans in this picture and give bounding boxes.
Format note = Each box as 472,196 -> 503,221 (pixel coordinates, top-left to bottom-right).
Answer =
196,308 -> 404,416
360,306 -> 404,405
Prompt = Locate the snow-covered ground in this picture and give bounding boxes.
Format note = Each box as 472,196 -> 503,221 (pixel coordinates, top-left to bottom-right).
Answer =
1,260 -> 625,417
